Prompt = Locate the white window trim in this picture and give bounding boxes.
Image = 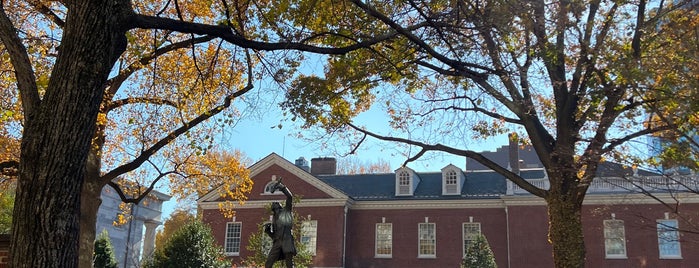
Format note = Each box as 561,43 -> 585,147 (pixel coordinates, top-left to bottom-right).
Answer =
301,220 -> 318,256
603,219 -> 627,259
657,219 -> 682,259
224,222 -> 242,256
396,170 -> 412,196
375,223 -> 393,258
442,168 -> 463,195
396,167 -> 421,196
462,222 -> 481,257
417,222 -> 436,258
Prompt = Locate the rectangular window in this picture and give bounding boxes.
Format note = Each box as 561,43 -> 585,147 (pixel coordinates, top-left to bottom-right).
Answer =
225,222 -> 242,255
603,220 -> 627,258
445,170 -> 458,194
418,223 -> 436,258
398,172 -> 411,195
375,223 -> 392,258
657,219 -> 682,259
301,220 -> 318,255
463,222 -> 481,256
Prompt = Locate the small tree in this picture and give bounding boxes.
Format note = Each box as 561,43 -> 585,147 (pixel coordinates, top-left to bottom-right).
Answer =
462,234 -> 497,268
93,229 -> 118,268
144,220 -> 230,268
154,209 -> 196,251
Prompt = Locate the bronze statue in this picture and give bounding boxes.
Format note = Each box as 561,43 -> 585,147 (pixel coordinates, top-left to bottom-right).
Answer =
264,178 -> 296,268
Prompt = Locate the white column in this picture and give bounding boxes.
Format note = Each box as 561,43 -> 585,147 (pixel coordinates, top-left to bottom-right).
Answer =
142,221 -> 159,260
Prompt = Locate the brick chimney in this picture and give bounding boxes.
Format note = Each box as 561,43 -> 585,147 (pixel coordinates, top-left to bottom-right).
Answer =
310,157 -> 337,175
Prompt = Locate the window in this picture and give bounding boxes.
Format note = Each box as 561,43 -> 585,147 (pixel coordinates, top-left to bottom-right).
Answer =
375,223 -> 392,258
301,220 -> 318,255
225,222 -> 242,255
657,219 -> 681,259
418,223 -> 436,258
463,222 -> 481,256
398,171 -> 411,195
263,181 -> 282,194
603,220 -> 627,258
444,170 -> 458,194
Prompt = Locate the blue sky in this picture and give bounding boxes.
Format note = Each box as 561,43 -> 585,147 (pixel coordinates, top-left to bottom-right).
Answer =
221,104 -> 510,172
160,100 -> 511,218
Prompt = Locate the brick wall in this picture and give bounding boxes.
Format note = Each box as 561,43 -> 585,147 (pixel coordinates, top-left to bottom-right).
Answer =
0,234 -> 10,268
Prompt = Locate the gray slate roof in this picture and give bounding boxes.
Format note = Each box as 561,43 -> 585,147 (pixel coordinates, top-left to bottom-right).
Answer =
317,169 -> 546,201
315,163 -> 661,201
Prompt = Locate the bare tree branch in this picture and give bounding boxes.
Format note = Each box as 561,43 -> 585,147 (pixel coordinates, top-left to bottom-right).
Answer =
28,0 -> 65,28
107,170 -> 178,204
104,97 -> 178,112
130,13 -> 395,55
0,5 -> 40,114
347,123 -> 547,197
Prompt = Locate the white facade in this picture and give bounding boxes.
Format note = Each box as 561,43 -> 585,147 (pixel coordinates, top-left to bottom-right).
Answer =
95,185 -> 170,268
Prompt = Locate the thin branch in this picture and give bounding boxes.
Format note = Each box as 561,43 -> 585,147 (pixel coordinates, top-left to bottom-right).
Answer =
131,14 -> 392,55
0,4 -> 40,114
417,105 -> 522,124
349,0 -> 498,76
27,1 -> 65,27
104,97 -> 178,112
106,35 -> 216,98
601,124 -> 676,154
107,171 -> 178,204
100,50 -> 255,183
347,122 -> 547,197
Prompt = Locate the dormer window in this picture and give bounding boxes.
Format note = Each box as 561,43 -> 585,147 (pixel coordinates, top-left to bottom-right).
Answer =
445,170 -> 458,193
396,167 -> 420,196
442,164 -> 465,195
398,171 -> 411,195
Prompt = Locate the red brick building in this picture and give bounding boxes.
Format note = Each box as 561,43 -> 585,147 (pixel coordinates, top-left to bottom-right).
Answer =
199,153 -> 699,268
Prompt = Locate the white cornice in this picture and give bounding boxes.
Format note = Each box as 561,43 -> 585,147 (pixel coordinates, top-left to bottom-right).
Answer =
199,153 -> 348,203
501,193 -> 699,206
350,199 -> 506,210
200,193 -> 699,211
199,198 -> 352,210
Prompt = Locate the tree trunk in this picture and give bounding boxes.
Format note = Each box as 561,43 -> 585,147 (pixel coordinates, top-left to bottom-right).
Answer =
78,151 -> 104,268
546,195 -> 586,268
10,1 -> 128,266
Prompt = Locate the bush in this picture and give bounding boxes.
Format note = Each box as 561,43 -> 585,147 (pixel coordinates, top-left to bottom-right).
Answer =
94,229 -> 118,268
144,220 -> 230,268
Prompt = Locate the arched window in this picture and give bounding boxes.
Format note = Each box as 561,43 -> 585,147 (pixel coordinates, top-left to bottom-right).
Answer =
263,181 -> 282,194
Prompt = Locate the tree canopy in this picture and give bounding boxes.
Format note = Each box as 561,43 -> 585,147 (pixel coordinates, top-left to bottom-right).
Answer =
0,0 -> 380,266
154,209 -> 196,251
280,1 -> 699,267
1,0 -> 697,267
